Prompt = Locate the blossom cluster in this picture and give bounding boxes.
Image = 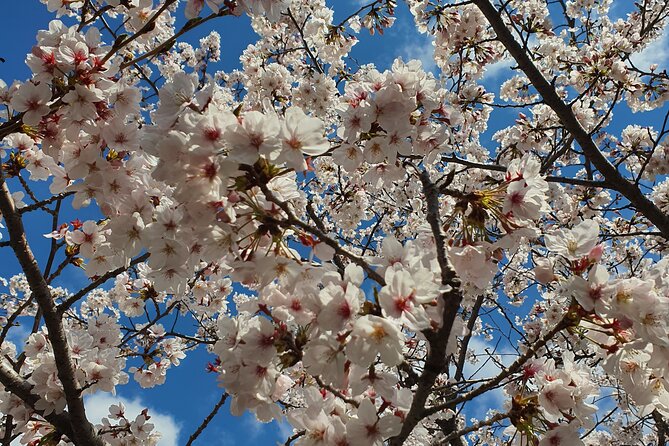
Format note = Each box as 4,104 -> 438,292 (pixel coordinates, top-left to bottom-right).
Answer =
0,0 -> 668,445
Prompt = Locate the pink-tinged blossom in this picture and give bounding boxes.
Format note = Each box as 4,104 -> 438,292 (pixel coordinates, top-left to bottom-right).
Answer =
184,108 -> 236,154
337,103 -> 373,141
238,317 -> 277,366
23,149 -> 54,181
544,219 -> 599,260
347,399 -> 401,446
3,132 -> 36,152
302,336 -> 347,388
226,110 -> 281,165
538,379 -> 574,419
240,0 -> 290,21
277,106 -> 329,170
10,81 -> 51,126
534,257 -> 555,284
153,72 -> 198,127
331,144 -> 363,172
346,315 -> 404,367
378,267 -> 434,330
449,243 -> 497,290
102,118 -> 139,152
317,284 -> 363,332
539,424 -> 584,446
68,220 -> 103,258
106,212 -> 146,258
58,40 -> 89,71
185,0 -> 205,19
569,264 -> 611,313
62,85 -> 103,121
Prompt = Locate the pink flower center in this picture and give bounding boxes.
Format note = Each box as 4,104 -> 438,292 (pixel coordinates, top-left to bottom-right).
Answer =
204,127 -> 221,141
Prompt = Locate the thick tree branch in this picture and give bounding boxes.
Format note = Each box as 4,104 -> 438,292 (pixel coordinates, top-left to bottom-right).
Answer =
388,169 -> 463,446
0,169 -> 103,446
472,0 -> 669,238
654,410 -> 669,446
0,358 -> 75,440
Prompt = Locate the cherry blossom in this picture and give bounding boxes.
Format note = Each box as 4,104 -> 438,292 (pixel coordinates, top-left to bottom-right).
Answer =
0,0 -> 669,445
10,81 -> 51,126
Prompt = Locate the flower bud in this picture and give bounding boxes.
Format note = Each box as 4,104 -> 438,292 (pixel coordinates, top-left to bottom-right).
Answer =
534,258 -> 555,284
588,244 -> 604,262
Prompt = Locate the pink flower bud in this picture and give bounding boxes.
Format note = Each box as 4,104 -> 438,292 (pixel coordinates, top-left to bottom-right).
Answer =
588,244 -> 604,262
534,258 -> 555,284
227,190 -> 241,203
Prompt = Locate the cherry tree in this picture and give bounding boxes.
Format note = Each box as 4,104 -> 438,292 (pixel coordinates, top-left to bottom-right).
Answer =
1,0 -> 669,445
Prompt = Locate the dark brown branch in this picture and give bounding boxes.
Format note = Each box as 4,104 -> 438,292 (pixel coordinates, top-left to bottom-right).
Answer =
314,376 -> 359,407
388,169 -> 463,446
423,315 -> 572,417
57,252 -> 150,315
100,0 -> 178,65
185,393 -> 228,446
0,168 -> 103,446
119,7 -> 232,70
284,430 -> 305,446
436,412 -> 509,445
472,0 -> 669,239
654,410 -> 669,446
258,181 -> 385,286
454,295 -> 484,382
0,358 -> 75,440
1,414 -> 14,446
286,8 -> 324,74
0,295 -> 35,345
442,156 -> 609,188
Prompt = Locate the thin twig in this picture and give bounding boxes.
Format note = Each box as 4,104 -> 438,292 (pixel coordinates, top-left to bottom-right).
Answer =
185,393 -> 229,446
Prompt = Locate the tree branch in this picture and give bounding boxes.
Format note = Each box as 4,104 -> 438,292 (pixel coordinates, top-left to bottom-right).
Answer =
436,411 -> 509,445
258,180 -> 385,285
57,252 -> 150,315
0,168 -> 103,446
423,315 -> 572,417
185,393 -> 228,446
0,358 -> 75,440
472,0 -> 669,239
388,169 -> 463,446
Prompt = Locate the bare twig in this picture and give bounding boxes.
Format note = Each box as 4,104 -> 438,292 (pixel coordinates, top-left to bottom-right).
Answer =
185,393 -> 229,446
57,252 -> 150,315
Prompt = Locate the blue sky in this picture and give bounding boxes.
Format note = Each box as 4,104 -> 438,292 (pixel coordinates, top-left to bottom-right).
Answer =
2,1 -> 669,445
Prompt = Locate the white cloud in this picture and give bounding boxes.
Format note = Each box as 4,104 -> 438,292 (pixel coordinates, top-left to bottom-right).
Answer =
630,25 -> 669,71
6,324 -> 30,349
461,336 -> 513,379
481,58 -> 514,83
400,36 -> 437,73
85,393 -> 181,446
241,412 -> 263,441
454,336 -> 516,417
274,419 -> 295,442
